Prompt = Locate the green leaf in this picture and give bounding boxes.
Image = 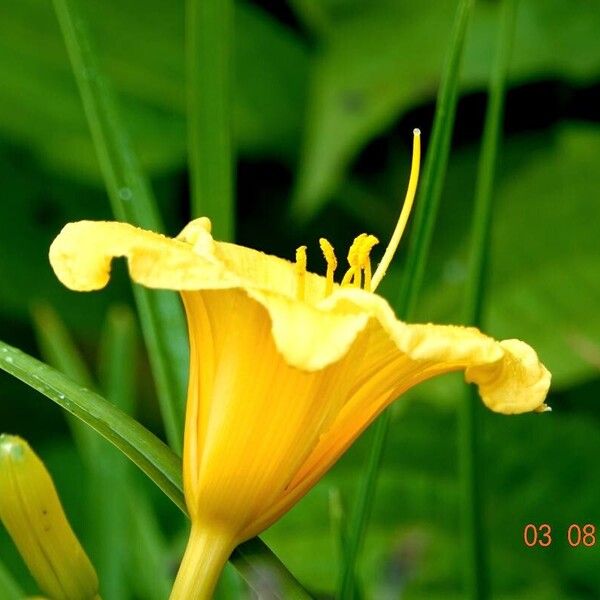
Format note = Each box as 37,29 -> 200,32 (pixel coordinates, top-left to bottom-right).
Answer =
0,339 -> 185,513
0,0 -> 307,180
292,0 -> 600,217
94,306 -> 137,600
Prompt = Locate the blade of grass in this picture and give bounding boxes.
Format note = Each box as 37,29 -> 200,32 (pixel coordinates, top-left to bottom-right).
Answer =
52,0 -> 188,452
33,304 -> 175,599
128,488 -> 174,600
33,304 -> 126,597
0,341 -> 313,597
31,303 -> 96,458
187,0 -> 234,239
339,1 -> 476,597
0,561 -> 22,600
95,306 -> 137,600
231,538 -> 313,599
0,339 -> 184,512
459,2 -> 518,598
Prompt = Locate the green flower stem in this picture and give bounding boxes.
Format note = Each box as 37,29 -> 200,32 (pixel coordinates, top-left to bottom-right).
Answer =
95,307 -> 136,600
0,340 -> 313,598
459,1 -> 518,598
339,1 -> 476,598
52,0 -> 188,453
187,0 -> 235,240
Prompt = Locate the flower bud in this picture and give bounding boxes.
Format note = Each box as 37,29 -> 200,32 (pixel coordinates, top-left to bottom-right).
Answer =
0,435 -> 99,600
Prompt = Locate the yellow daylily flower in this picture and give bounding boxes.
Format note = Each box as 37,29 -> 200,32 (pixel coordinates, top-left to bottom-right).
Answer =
48,131 -> 550,599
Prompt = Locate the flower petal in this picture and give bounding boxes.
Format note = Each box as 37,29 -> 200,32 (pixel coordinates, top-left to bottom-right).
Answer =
181,289 -> 365,540
251,310 -> 550,530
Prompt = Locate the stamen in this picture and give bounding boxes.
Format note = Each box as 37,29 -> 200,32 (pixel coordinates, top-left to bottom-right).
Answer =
357,234 -> 379,292
371,129 -> 421,291
341,234 -> 366,288
295,245 -> 307,300
319,238 -> 337,296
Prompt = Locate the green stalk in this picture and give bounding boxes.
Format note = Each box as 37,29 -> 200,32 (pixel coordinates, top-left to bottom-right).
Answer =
339,1 -> 475,598
52,0 -> 188,452
459,2 -> 518,598
186,0 -> 234,239
128,488 -> 173,600
96,306 -> 136,600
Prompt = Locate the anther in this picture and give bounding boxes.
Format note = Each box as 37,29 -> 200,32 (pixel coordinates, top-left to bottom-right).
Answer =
341,234 -> 366,288
295,245 -> 307,301
357,234 -> 379,292
319,238 -> 337,296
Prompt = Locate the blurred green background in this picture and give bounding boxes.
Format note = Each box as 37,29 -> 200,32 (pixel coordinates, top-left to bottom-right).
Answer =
1,0 -> 599,598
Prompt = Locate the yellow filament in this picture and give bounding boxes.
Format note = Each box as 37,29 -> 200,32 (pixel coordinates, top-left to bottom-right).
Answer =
357,234 -> 379,292
371,129 -> 421,291
319,238 -> 337,296
295,245 -> 307,300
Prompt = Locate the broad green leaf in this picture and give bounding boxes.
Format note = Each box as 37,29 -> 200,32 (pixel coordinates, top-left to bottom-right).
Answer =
0,0 -> 307,180
292,0 -> 600,216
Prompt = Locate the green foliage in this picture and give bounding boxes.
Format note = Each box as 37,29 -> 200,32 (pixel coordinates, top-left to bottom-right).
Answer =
0,0 -> 307,179
0,0 -> 598,597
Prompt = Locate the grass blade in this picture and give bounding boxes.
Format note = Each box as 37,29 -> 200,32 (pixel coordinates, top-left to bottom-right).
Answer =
33,304 -> 175,599
0,339 -> 184,513
186,0 -> 235,239
95,306 -> 137,600
231,538 -> 313,599
52,0 -> 188,452
0,341 -> 313,597
31,304 -> 96,458
339,2 -> 476,597
128,488 -> 174,600
459,1 -> 518,598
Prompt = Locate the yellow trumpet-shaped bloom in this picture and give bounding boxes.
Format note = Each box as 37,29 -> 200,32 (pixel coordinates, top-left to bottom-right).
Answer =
0,435 -> 99,600
48,132 -> 550,598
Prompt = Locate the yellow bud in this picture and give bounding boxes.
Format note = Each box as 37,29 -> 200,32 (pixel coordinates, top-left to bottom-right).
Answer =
0,435 -> 99,600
